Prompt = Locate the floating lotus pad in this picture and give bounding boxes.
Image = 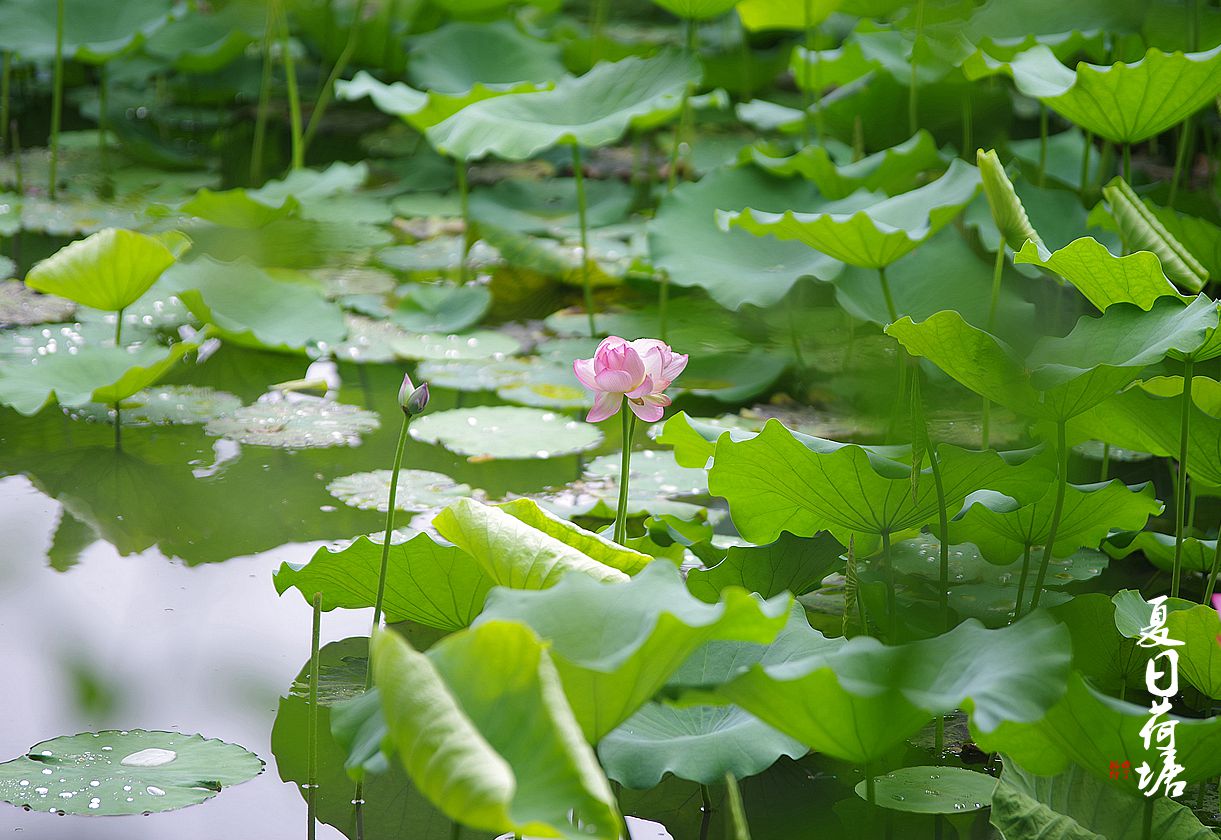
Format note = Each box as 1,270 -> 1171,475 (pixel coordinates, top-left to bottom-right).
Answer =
409,406 -> 602,460
534,449 -> 710,519
0,282 -> 76,326
0,730 -> 262,816
392,330 -> 522,362
327,469 -> 476,513
416,358 -> 539,392
73,386 -> 242,425
858,767 -> 996,814
204,400 -> 380,448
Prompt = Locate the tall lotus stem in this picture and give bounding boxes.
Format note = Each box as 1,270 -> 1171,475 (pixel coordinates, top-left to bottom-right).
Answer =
456,160 -> 472,285
725,773 -> 751,840
1172,358 -> 1195,598
982,244 -> 1005,447
908,0 -> 924,136
251,3 -> 275,183
1,52 -> 10,155
1203,536 -> 1221,603
49,0 -> 65,199
614,396 -> 637,544
307,591 -> 322,840
1079,131 -> 1093,198
1037,106 -> 1049,187
1122,144 -> 1132,184
590,0 -> 609,65
279,2 -> 305,171
113,307 -> 125,446
800,0 -> 824,145
303,0 -> 369,152
666,18 -> 698,191
1013,543 -> 1032,620
1028,420 -> 1068,611
1169,119 -> 1191,205
572,144 -> 596,337
882,529 -> 897,640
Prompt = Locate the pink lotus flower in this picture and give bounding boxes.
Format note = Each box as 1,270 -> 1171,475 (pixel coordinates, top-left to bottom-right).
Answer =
573,336 -> 687,423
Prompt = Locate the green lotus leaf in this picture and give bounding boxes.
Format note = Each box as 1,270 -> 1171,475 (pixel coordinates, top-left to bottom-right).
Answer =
1147,201 -> 1221,283
0,280 -> 76,326
143,2 -> 265,72
0,730 -> 262,815
737,0 -> 841,31
426,53 -> 700,161
1008,128 -> 1104,191
976,149 -> 1040,251
180,188 -> 300,229
649,0 -> 738,19
958,0 -> 1144,61
992,762 -> 1213,840
1102,178 -> 1209,293
391,284 -> 491,334
336,71 -> 528,133
160,257 -> 346,352
326,469 -> 475,513
684,612 -> 1069,764
273,532 -> 492,631
687,531 -> 844,602
0,0 -> 172,63
719,158 -> 981,269
949,481 -> 1162,565
203,399 -> 380,449
861,766 -> 997,814
1163,605 -> 1221,700
788,39 -> 892,92
746,131 -> 947,200
1067,384 -> 1221,486
469,178 -> 632,238
597,605 -> 812,787
372,622 -> 621,838
0,341 -> 196,415
25,228 -> 186,312
1104,530 -> 1219,574
533,449 -> 711,521
74,385 -> 241,426
963,44 -> 1221,144
974,672 -> 1221,793
477,561 -> 792,740
411,406 -> 601,461
433,497 -> 636,588
409,20 -> 566,94
392,330 -> 522,362
707,419 -> 1046,549
1015,236 -> 1183,311
1050,593 -> 1153,695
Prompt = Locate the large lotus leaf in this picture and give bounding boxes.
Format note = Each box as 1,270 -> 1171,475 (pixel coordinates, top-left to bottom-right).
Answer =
974,672 -> 1221,793
963,45 -> 1221,143
686,613 -> 1069,765
736,0 -> 841,30
160,257 -> 346,352
597,605 -> 813,787
1015,237 -> 1183,311
1068,385 -> 1221,487
976,149 -> 1040,252
650,0 -> 738,19
958,0 -> 1144,61
202,399 -> 380,449
393,331 -> 523,363
1105,531 -> 1219,574
25,228 -> 184,312
335,71 -> 528,133
180,188 -> 300,229
426,53 -> 699,161
143,2 -> 264,71
392,284 -> 491,333
992,762 -> 1214,840
477,561 -> 792,741
1050,593 -> 1151,695
325,469 -> 475,513
469,178 -> 632,238
687,532 -> 844,602
0,0 -> 171,62
410,406 -> 601,460
0,730 -> 262,815
949,481 -> 1162,565
719,158 -> 981,269
496,498 -> 653,576
1103,178 -> 1209,293
0,341 -> 195,415
433,497 -> 637,589
888,296 -> 1217,421
409,20 -> 566,93
273,532 -> 492,631
861,766 -> 997,815
707,419 -> 1046,548
746,131 -> 947,200
648,165 -> 840,309
372,622 -> 621,838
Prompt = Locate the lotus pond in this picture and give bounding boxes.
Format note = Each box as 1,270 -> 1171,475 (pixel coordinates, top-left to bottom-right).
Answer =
1,0 -> 1221,838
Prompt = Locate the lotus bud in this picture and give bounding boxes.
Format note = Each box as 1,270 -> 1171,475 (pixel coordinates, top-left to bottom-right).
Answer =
401,379 -> 430,417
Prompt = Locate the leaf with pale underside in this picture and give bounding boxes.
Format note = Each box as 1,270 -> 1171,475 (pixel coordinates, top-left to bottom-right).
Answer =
1015,237 -> 1182,311
976,149 -> 1040,251
25,228 -> 187,312
1103,178 -> 1209,293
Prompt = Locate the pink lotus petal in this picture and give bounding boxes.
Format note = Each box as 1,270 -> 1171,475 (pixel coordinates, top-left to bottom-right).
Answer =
573,357 -> 599,390
627,374 -> 656,399
586,391 -> 621,423
628,398 -> 666,423
1213,594 -> 1221,613
662,352 -> 688,380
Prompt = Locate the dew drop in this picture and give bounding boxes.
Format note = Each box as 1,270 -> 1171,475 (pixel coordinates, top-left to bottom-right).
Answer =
121,748 -> 177,768
145,786 -> 166,797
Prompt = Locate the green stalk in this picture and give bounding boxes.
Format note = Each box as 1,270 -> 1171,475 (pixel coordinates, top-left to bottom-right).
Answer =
1122,143 -> 1131,184
49,0 -> 65,200
724,773 -> 751,840
1204,536 -> 1221,604
913,372 -> 950,630
882,529 -> 897,640
908,0 -> 924,136
1,53 -> 10,154
659,274 -> 670,342
370,415 -> 410,644
613,398 -> 637,545
1141,797 -> 1153,840
456,160 -> 471,285
1028,420 -> 1069,611
1169,118 -> 1191,207
590,0 -> 609,65
98,63 -> 110,174
1101,443 -> 1111,481
800,1 -> 823,145
982,243 -> 1005,447
1013,544 -> 1032,621
699,783 -> 714,840
279,2 -> 305,171
1172,358 -> 1194,598
307,591 -> 322,840
449,822 -> 462,840
864,764 -> 877,806
737,14 -> 753,100
1079,130 -> 1093,197
1037,106 -> 1049,187
572,144 -> 596,337
250,3 -> 275,183
113,306 -> 124,446
303,0 -> 369,152
667,18 -> 698,190
960,90 -> 971,159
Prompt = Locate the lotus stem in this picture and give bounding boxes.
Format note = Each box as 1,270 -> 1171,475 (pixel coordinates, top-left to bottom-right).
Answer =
800,2 -> 824,145
659,274 -> 670,342
303,0 -> 369,152
456,160 -> 471,285
934,715 -> 944,760
49,0 -> 65,200
449,822 -> 461,840
370,414 -> 410,643
1028,419 -> 1068,611
1101,443 -> 1111,481
1141,797 -> 1153,840
1170,118 -> 1191,206
572,144 -> 597,337
613,397 -> 637,545
908,0 -> 924,136
1204,535 -> 1221,604
961,91 -> 971,159
913,372 -> 950,630
667,18 -> 698,191
279,2 -> 305,171
251,3 -> 275,183
982,243 -> 1005,447
590,0 -> 609,65
1079,130 -> 1093,198
738,15 -> 753,100
699,783 -> 714,840
1014,543 -> 1032,620
864,764 -> 877,805
1037,106 -> 1048,187
1172,358 -> 1194,598
1122,143 -> 1132,184
725,773 -> 751,840
97,63 -> 110,173
882,529 -> 897,640
307,591 -> 321,840
1,53 -> 10,154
